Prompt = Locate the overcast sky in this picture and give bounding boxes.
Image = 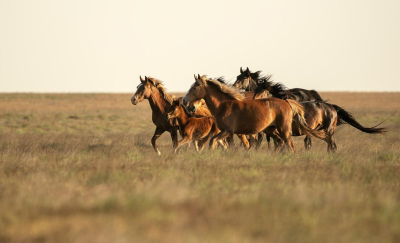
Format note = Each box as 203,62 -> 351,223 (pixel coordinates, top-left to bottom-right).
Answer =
1,0 -> 399,92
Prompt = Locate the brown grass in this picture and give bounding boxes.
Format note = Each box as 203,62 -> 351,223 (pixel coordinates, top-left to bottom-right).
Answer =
0,92 -> 399,243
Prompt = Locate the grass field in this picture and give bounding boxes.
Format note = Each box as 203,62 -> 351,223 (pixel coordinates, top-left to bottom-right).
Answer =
0,92 -> 399,243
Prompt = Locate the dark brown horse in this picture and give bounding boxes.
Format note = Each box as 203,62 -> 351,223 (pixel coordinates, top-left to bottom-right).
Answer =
166,99 -> 225,152
183,75 -> 325,152
131,76 -> 210,155
234,67 -> 324,102
253,79 -> 386,151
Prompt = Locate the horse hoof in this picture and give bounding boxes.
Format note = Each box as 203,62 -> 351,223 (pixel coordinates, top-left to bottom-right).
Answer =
157,150 -> 161,156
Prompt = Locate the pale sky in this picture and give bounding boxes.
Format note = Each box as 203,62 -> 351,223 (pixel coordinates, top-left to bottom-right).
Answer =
1,0 -> 399,92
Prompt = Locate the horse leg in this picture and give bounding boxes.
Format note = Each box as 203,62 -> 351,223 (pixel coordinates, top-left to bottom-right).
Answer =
209,131 -> 230,150
151,127 -> 165,155
238,134 -> 250,149
175,135 -> 191,153
249,134 -> 258,149
169,129 -> 179,149
326,132 -> 337,153
193,140 -> 199,152
226,134 -> 235,147
266,135 -> 271,149
304,136 -> 312,150
256,132 -> 264,150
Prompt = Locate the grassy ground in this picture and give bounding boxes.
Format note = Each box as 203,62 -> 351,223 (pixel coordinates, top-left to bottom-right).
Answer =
0,92 -> 399,243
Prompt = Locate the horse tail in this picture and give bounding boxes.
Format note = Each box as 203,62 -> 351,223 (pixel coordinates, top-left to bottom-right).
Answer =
332,104 -> 386,134
287,99 -> 327,140
310,90 -> 324,101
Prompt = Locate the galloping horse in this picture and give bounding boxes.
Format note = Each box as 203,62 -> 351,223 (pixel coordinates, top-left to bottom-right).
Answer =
234,67 -> 323,101
183,75 -> 325,152
131,76 -> 210,155
253,79 -> 386,151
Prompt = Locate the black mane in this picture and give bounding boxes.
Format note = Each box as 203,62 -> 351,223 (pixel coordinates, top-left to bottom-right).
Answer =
255,75 -> 290,100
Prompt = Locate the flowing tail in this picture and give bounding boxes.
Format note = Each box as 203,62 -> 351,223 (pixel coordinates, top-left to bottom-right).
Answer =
310,90 -> 324,101
287,99 -> 327,140
332,104 -> 386,134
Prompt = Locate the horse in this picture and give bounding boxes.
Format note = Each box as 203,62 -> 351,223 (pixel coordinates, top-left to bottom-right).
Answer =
183,75 -> 326,152
166,99 -> 226,152
253,79 -> 386,151
131,76 -> 211,155
234,67 -> 324,102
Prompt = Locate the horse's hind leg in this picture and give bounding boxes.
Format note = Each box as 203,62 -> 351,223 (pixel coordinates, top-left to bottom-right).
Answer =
326,133 -> 337,153
197,134 -> 211,152
209,131 -> 230,149
304,136 -> 312,150
237,134 -> 250,149
152,127 -> 165,155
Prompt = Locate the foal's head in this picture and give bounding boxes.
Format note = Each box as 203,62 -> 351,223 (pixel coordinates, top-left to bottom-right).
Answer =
166,99 -> 182,120
233,67 -> 261,91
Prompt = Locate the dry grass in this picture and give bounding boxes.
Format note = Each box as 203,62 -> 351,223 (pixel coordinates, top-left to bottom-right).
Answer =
0,92 -> 399,243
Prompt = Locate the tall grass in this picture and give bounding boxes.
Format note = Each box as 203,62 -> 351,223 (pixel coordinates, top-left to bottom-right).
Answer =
0,93 -> 399,243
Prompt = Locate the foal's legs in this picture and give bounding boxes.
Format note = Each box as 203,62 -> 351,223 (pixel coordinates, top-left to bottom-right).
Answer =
174,135 -> 192,153
151,127 -> 165,155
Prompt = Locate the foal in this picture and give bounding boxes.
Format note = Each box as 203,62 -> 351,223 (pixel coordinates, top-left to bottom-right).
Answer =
166,99 -> 225,152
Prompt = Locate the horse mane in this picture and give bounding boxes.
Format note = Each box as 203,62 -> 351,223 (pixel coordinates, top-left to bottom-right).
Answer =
255,75 -> 290,100
147,77 -> 175,104
204,76 -> 245,101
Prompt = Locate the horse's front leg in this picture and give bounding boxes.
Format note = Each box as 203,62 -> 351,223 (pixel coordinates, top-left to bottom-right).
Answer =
151,127 -> 165,156
169,128 -> 178,149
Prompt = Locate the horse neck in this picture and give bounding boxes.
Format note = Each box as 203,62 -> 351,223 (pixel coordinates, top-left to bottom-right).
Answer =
203,85 -> 232,113
176,107 -> 189,126
148,87 -> 169,115
247,79 -> 258,91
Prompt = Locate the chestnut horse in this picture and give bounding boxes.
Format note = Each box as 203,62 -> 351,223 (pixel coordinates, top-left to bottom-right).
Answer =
166,99 -> 225,152
183,75 -> 325,152
253,79 -> 386,151
131,76 -> 210,155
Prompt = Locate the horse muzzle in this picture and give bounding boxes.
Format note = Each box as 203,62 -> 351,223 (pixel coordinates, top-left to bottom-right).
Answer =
131,98 -> 138,105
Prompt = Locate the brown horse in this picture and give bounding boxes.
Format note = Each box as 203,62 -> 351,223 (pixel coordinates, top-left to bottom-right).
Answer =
234,67 -> 324,102
183,75 -> 325,152
131,76 -> 210,155
253,79 -> 386,151
166,99 -> 225,152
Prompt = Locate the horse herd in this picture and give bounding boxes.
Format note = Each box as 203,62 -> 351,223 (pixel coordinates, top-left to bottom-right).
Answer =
131,67 -> 385,155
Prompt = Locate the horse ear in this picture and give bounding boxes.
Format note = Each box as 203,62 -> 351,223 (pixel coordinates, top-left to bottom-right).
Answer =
140,75 -> 145,83
240,67 -> 244,73
194,74 -> 198,81
195,74 -> 202,85
147,77 -> 155,86
144,76 -> 148,81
